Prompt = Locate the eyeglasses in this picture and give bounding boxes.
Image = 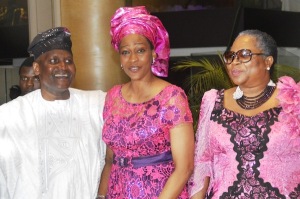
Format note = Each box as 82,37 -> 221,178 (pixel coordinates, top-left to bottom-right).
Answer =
223,49 -> 266,64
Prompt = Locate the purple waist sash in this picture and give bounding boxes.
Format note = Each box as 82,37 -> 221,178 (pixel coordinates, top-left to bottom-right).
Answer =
113,151 -> 173,168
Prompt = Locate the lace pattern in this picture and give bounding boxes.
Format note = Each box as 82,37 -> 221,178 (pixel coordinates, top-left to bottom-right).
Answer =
103,84 -> 192,198
212,90 -> 286,198
189,86 -> 300,199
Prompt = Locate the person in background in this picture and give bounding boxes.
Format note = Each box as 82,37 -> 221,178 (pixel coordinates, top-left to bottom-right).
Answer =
9,56 -> 40,100
189,29 -> 300,198
18,56 -> 40,95
0,27 -> 106,199
97,6 -> 194,199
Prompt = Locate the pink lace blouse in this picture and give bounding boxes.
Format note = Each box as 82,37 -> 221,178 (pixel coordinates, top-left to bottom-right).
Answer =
189,76 -> 300,198
103,84 -> 193,198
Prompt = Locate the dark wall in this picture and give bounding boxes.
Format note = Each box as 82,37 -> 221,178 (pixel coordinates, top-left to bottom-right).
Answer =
152,8 -> 242,49
244,8 -> 300,47
153,7 -> 300,49
0,0 -> 29,64
0,25 -> 29,64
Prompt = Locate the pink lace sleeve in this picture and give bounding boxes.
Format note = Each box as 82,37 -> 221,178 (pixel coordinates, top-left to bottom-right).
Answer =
103,85 -> 121,120
165,85 -> 193,127
277,76 -> 300,137
188,89 -> 218,197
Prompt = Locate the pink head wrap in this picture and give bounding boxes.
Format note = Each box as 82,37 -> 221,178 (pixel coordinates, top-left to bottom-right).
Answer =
110,6 -> 170,77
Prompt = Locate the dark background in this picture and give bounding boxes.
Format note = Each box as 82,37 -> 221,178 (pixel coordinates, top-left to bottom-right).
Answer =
153,7 -> 300,50
0,0 -> 29,65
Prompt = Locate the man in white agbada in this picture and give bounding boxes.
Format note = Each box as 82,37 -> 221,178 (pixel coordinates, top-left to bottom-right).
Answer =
0,27 -> 106,199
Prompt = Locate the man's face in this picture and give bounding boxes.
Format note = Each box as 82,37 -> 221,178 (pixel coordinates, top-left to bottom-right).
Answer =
33,49 -> 76,100
19,66 -> 40,95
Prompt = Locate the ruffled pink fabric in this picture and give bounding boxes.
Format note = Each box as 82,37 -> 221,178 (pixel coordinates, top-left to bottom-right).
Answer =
189,87 -> 300,198
277,76 -> 300,138
110,6 -> 170,77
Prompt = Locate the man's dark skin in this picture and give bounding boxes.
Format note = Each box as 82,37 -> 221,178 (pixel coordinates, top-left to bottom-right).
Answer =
19,65 -> 40,95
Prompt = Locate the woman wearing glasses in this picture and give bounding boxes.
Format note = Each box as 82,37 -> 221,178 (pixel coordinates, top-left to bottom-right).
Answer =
189,29 -> 300,198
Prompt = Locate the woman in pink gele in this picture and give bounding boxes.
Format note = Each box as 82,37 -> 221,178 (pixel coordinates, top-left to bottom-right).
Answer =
189,29 -> 300,199
97,6 -> 194,199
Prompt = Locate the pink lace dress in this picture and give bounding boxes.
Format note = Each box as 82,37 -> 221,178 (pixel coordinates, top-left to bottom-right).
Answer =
103,84 -> 192,199
189,76 -> 300,199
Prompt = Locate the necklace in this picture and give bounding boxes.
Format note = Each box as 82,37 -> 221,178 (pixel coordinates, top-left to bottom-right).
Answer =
236,85 -> 276,110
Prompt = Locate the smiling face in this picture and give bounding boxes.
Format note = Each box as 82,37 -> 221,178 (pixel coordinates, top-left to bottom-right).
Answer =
33,49 -> 76,100
119,34 -> 156,81
226,35 -> 273,88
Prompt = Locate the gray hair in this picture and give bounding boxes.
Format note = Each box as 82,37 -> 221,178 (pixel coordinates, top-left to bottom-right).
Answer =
238,29 -> 277,68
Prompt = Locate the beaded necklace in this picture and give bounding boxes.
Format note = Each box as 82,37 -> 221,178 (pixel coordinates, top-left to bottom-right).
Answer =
236,85 -> 276,110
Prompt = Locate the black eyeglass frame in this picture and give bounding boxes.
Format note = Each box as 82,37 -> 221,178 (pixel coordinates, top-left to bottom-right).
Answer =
223,49 -> 266,64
